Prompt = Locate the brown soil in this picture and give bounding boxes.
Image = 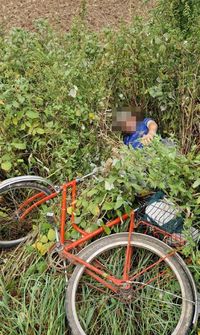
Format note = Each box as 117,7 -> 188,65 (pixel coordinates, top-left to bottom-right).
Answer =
0,0 -> 156,32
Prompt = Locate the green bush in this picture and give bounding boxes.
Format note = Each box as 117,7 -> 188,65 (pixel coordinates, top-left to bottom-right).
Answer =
0,21 -> 110,180
0,5 -> 199,180
76,139 -> 200,236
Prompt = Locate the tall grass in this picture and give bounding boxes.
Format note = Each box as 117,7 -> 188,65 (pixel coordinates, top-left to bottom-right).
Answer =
0,246 -> 68,335
1,237 -> 199,334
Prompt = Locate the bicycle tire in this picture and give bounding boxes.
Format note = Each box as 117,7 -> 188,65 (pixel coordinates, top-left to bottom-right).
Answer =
0,181 -> 51,248
66,233 -> 196,335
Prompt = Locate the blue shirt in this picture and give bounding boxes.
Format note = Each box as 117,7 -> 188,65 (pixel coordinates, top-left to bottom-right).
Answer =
123,118 -> 153,149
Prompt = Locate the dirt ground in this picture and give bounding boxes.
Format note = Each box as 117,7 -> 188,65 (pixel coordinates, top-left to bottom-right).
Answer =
0,0 -> 155,32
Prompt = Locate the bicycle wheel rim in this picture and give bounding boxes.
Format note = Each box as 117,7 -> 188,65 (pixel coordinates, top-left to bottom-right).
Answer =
0,182 -> 51,247
66,233 -> 195,335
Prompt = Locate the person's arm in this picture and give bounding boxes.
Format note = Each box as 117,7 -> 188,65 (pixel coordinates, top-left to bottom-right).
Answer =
141,120 -> 158,145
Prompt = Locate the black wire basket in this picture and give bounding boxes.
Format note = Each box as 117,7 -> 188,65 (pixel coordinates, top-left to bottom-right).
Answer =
138,191 -> 199,246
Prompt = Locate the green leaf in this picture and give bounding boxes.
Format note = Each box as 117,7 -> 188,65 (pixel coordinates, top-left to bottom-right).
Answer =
102,224 -> 111,235
35,128 -> 45,134
86,189 -> 98,197
40,222 -> 51,233
114,197 -> 124,210
116,210 -> 122,217
12,101 -> 19,108
154,36 -> 161,44
47,229 -> 56,241
12,142 -> 26,150
88,204 -> 100,216
67,206 -> 73,214
75,110 -> 81,116
102,202 -> 114,210
74,216 -> 81,224
17,95 -> 25,104
1,161 -> 12,171
71,230 -> 80,239
0,211 -> 7,218
12,118 -> 18,126
25,264 -> 37,276
46,121 -> 54,128
124,203 -> 132,213
192,179 -> 200,189
2,154 -> 12,161
40,235 -> 48,243
36,261 -> 47,273
26,111 -> 39,119
80,220 -> 87,228
105,180 -> 114,191
148,85 -> 163,98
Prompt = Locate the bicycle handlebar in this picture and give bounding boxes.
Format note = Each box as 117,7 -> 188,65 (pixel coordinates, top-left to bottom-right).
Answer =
75,166 -> 101,183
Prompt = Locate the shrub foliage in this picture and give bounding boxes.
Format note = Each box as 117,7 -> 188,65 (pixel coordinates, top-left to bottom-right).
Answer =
0,1 -> 199,180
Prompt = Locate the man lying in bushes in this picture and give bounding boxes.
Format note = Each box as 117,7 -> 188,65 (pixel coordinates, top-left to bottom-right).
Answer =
112,106 -> 158,149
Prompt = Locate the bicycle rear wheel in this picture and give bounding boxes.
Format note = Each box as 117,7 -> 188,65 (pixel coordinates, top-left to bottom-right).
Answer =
0,181 -> 51,248
66,233 -> 196,335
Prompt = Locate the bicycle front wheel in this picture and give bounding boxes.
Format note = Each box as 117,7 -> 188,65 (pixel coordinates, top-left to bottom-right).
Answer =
66,233 -> 195,335
0,181 -> 51,248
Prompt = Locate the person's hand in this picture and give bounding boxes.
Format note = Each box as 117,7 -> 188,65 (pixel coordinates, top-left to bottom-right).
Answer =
140,132 -> 155,145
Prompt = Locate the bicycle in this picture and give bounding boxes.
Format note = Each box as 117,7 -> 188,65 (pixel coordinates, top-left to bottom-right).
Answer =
0,170 -> 199,335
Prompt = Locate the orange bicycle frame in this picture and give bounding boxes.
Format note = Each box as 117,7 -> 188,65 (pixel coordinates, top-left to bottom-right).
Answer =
18,178 -> 177,292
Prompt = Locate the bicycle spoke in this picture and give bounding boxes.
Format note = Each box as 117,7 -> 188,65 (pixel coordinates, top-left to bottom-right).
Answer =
129,250 -> 176,282
73,245 -> 185,335
9,187 -> 18,212
0,183 -> 50,242
130,281 -> 195,304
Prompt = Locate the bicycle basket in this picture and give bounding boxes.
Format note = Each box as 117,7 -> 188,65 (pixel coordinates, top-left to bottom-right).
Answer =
143,192 -> 183,234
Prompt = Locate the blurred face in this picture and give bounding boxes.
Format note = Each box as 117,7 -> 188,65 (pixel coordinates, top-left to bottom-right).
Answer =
122,116 -> 136,133
112,110 -> 137,134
